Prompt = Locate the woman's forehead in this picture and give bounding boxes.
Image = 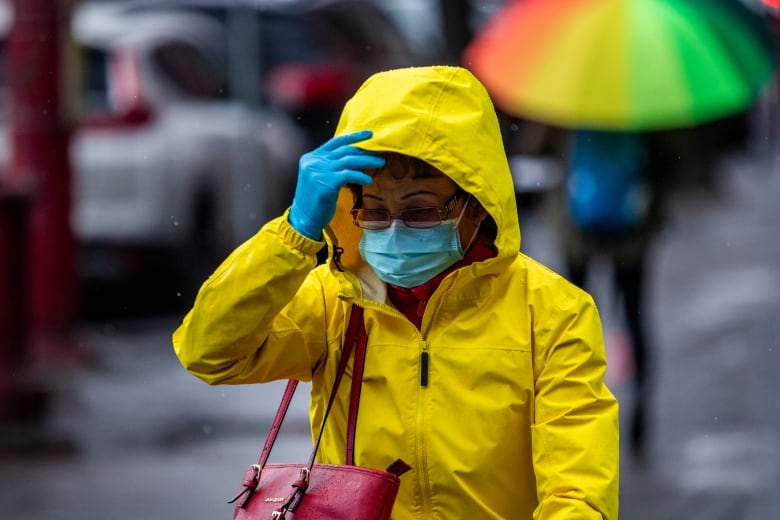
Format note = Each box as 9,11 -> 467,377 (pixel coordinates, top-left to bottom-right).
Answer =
365,169 -> 456,196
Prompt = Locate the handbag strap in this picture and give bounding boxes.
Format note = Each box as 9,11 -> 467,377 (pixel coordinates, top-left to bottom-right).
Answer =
256,305 -> 365,470
346,312 -> 368,465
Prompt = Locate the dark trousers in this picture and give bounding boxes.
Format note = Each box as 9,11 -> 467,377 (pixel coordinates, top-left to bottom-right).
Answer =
567,248 -> 651,459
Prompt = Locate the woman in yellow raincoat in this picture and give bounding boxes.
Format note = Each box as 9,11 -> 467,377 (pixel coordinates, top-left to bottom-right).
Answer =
173,66 -> 619,519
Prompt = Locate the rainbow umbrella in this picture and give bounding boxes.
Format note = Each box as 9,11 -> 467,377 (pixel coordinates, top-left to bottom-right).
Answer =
463,0 -> 776,130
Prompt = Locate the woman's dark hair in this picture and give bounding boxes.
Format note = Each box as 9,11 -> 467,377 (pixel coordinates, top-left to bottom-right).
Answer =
349,152 -> 444,206
480,214 -> 498,242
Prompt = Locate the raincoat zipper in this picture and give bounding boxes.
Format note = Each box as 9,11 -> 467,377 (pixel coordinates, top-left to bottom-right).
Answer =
417,338 -> 432,516
420,351 -> 429,387
356,298 -> 434,514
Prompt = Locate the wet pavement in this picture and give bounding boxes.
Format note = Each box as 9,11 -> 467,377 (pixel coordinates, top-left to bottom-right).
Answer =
1,145 -> 779,519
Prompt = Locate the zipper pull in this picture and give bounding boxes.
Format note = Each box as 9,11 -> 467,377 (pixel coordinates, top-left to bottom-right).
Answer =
420,351 -> 429,387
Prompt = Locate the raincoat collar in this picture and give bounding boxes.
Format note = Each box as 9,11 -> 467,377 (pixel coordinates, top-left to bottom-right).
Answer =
387,234 -> 497,328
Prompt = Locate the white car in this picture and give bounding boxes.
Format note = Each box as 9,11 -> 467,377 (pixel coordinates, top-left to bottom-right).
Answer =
68,4 -> 306,296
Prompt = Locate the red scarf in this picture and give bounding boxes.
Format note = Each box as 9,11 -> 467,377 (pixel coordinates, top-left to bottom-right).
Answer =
386,234 -> 497,329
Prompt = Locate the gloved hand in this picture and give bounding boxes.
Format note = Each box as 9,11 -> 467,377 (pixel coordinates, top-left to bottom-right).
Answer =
289,130 -> 384,240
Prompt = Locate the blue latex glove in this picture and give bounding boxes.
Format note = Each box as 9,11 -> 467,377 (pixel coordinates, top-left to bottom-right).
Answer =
289,130 -> 384,240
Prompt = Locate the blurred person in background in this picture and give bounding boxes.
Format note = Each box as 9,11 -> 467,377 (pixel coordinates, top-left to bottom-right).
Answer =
173,66 -> 619,519
558,129 -> 662,463
556,119 -> 748,462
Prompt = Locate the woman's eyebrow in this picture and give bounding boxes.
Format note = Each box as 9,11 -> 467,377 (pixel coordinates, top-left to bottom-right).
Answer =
400,190 -> 438,201
362,189 -> 439,203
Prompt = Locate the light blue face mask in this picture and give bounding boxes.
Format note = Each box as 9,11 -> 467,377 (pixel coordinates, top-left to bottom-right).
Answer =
358,197 -> 474,288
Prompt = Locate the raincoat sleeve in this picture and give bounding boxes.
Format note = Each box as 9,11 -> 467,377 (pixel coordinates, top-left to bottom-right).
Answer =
172,213 -> 333,385
531,287 -> 620,520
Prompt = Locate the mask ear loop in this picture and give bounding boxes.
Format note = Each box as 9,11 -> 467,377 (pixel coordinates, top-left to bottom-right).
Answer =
461,217 -> 482,254
451,194 -> 472,226
453,195 -> 482,254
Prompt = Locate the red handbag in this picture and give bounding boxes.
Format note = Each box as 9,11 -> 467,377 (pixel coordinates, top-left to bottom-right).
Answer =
230,306 -> 411,519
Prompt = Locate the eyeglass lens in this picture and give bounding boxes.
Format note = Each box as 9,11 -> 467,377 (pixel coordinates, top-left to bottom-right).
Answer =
352,207 -> 446,229
351,191 -> 461,230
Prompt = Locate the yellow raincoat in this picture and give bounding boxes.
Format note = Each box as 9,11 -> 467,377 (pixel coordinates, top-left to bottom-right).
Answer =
174,66 -> 619,519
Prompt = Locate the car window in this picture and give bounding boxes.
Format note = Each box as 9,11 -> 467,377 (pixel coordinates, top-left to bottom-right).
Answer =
308,1 -> 410,67
257,13 -> 324,72
255,5 -> 410,75
151,40 -> 227,99
82,46 -> 111,114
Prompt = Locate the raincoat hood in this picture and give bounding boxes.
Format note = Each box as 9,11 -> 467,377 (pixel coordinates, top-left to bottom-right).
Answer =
328,66 -> 520,283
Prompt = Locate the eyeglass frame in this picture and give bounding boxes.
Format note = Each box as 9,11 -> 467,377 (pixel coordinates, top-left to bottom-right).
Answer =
350,190 -> 466,230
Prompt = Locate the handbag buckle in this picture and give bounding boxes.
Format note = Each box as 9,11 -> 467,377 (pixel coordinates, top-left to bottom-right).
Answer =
228,464 -> 264,507
249,464 -> 262,481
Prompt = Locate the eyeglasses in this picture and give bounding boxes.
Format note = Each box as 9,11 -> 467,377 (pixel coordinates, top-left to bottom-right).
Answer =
351,191 -> 462,230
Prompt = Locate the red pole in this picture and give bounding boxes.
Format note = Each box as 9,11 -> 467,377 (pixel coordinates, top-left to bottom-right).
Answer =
7,0 -> 78,362
0,181 -> 31,419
